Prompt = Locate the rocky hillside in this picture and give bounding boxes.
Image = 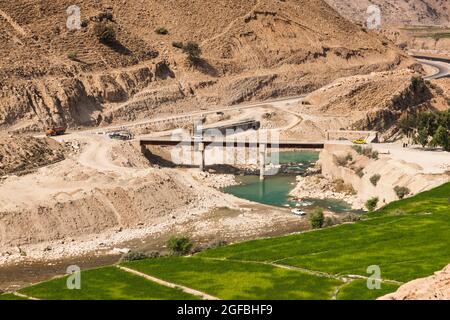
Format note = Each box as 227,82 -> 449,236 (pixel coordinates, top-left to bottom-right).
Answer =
0,135 -> 65,176
304,69 -> 443,137
0,0 -> 413,132
325,0 -> 450,25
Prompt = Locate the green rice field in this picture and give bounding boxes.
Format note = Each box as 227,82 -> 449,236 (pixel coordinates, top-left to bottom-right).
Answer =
3,183 -> 448,300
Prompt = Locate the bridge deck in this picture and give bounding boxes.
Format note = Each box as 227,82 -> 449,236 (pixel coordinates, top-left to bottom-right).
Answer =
139,137 -> 324,149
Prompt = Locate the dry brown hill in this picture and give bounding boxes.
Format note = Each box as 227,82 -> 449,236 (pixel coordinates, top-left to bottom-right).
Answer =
0,134 -> 65,176
0,0 -> 414,132
305,70 -> 435,137
325,0 -> 450,26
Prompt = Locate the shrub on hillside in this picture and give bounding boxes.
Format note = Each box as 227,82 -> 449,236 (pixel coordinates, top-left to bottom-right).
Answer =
323,217 -> 335,228
67,51 -> 78,61
191,240 -> 228,254
172,41 -> 184,49
352,145 -> 364,154
341,213 -> 361,223
97,11 -> 114,22
182,41 -> 202,64
94,22 -> 117,44
155,27 -> 169,35
365,197 -> 379,212
355,167 -> 365,178
352,145 -> 379,160
371,150 -> 379,160
336,153 -> 353,166
370,174 -> 381,186
394,186 -> 410,199
309,209 -> 325,229
333,179 -> 356,194
167,236 -> 193,256
120,251 -> 160,262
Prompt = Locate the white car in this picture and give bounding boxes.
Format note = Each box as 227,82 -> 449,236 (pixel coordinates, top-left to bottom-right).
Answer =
291,209 -> 307,216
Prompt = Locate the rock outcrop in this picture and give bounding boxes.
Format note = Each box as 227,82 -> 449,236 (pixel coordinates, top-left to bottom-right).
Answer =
318,144 -> 450,209
380,264 -> 450,300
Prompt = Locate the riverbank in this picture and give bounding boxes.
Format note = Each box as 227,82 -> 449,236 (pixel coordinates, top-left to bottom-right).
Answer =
0,201 -> 309,292
290,175 -> 361,209
0,137 -> 310,271
319,144 -> 450,210
223,151 -> 361,213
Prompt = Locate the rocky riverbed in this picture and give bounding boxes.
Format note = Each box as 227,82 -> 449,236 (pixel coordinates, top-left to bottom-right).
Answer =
290,175 -> 361,209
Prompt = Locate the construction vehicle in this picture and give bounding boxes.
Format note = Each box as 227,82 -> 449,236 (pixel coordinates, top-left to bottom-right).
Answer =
353,139 -> 367,145
46,126 -> 67,137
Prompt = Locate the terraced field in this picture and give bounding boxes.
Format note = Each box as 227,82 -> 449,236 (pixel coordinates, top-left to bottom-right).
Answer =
16,267 -> 198,300
2,183 -> 449,300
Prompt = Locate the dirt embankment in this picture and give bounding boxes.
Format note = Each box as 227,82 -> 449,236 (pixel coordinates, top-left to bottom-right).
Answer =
315,144 -> 449,209
0,0 -> 413,132
0,135 -> 306,266
380,264 -> 450,300
0,134 -> 65,177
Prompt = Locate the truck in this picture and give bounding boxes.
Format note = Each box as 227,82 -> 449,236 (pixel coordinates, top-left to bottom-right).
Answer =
46,126 -> 67,137
108,131 -> 133,141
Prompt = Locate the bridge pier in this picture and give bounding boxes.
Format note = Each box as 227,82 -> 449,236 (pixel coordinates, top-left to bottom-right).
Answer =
259,144 -> 267,181
140,144 -> 147,156
198,142 -> 205,172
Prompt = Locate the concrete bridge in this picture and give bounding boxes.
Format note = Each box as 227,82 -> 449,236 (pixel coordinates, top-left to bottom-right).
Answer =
139,136 -> 324,180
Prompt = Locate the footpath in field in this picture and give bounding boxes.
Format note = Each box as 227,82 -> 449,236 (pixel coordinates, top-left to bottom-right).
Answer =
15,267 -> 198,300
2,183 -> 449,300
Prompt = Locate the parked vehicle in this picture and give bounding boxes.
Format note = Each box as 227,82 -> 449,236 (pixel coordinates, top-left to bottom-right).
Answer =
108,131 -> 133,141
46,126 -> 67,137
291,208 -> 307,216
353,139 -> 367,145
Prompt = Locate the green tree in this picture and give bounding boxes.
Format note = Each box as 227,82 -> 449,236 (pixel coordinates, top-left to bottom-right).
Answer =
155,27 -> 169,35
309,209 -> 325,229
399,115 -> 417,136
432,126 -> 450,151
182,42 -> 202,63
94,22 -> 117,44
418,112 -> 438,137
394,186 -> 410,200
415,127 -> 429,148
167,236 -> 193,256
370,174 -> 381,186
365,197 -> 379,212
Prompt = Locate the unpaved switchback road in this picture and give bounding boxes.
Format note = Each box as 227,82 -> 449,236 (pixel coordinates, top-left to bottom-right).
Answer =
77,135 -> 126,172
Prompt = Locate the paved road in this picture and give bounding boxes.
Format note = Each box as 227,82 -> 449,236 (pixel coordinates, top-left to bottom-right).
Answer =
413,55 -> 450,80
34,95 -> 305,139
84,95 -> 306,135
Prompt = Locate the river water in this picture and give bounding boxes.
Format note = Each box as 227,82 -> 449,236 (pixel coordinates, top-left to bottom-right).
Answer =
223,151 -> 356,213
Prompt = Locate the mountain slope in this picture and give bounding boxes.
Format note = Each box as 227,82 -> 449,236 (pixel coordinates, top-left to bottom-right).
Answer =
0,0 -> 413,132
325,0 -> 450,25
